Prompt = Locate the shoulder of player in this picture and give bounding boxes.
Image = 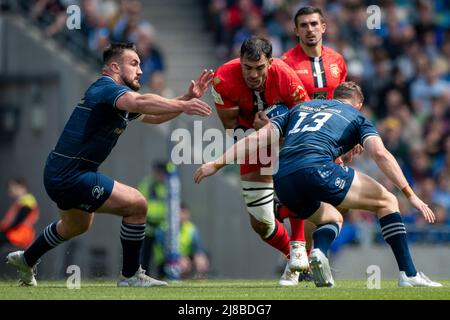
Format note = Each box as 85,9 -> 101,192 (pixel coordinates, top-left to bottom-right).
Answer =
270,58 -> 298,77
89,75 -> 128,92
215,58 -> 240,77
322,46 -> 346,62
213,59 -> 242,93
280,47 -> 295,61
337,103 -> 365,122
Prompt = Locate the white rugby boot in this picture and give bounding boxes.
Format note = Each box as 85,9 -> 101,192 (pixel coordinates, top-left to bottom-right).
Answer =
278,263 -> 299,286
398,271 -> 443,287
309,248 -> 335,288
117,266 -> 168,287
6,251 -> 38,286
288,241 -> 309,272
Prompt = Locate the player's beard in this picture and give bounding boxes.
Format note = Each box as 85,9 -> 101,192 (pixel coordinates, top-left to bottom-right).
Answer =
123,76 -> 141,91
302,34 -> 321,47
245,77 -> 264,91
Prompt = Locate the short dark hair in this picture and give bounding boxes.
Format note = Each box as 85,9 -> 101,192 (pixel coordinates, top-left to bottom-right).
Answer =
294,6 -> 326,25
103,42 -> 137,65
240,37 -> 272,61
333,81 -> 364,104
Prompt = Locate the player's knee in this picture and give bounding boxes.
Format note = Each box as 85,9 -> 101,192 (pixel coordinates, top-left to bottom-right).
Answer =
249,215 -> 274,238
131,192 -> 147,219
241,181 -> 275,238
60,218 -> 92,239
382,191 -> 399,212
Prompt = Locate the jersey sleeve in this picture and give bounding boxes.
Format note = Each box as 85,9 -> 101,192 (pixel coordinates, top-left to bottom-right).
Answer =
279,66 -> 309,108
211,77 -> 237,109
358,115 -> 379,145
270,110 -> 290,137
99,83 -> 131,108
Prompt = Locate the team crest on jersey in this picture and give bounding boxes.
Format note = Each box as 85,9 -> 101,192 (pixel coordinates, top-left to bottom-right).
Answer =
330,64 -> 340,78
213,76 -> 221,85
92,185 -> 104,199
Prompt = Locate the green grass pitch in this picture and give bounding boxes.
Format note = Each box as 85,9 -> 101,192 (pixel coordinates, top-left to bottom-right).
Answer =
0,279 -> 449,300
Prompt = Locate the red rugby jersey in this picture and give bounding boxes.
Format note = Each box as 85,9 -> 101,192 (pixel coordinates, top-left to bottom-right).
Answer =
212,58 -> 309,129
281,45 -> 347,99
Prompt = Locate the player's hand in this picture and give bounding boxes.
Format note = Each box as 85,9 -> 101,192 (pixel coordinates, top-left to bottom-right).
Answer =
182,98 -> 212,116
341,144 -> 364,163
187,69 -> 214,99
253,111 -> 270,130
351,144 -> 364,156
194,162 -> 219,184
408,195 -> 435,223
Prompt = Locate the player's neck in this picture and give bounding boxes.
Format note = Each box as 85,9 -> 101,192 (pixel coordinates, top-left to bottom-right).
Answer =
102,72 -> 121,84
299,42 -> 322,58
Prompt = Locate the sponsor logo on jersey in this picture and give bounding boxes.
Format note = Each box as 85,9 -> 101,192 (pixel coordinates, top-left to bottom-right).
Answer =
79,204 -> 92,211
318,168 -> 332,179
330,64 -> 341,78
335,177 -> 346,189
313,90 -> 328,99
211,87 -> 224,105
295,69 -> 309,75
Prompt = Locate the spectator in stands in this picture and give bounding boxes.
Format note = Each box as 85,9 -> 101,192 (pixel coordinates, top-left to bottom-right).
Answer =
410,62 -> 450,118
148,71 -> 175,98
135,26 -> 164,88
30,0 -> 67,37
111,0 -> 154,44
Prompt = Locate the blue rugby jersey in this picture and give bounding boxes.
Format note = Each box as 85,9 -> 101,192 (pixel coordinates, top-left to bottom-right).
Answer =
271,99 -> 379,179
45,76 -> 140,180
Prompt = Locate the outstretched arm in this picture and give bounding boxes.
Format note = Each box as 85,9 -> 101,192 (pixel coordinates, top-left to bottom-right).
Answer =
139,112 -> 182,124
117,91 -> 211,117
133,69 -> 214,124
364,136 -> 435,223
194,122 -> 278,183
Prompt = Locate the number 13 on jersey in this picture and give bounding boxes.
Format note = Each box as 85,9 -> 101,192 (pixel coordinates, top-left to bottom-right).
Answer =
288,111 -> 333,135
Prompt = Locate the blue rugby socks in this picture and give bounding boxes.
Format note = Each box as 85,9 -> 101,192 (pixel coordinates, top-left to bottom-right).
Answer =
24,221 -> 66,267
379,212 -> 417,277
120,222 -> 146,277
312,223 -> 340,256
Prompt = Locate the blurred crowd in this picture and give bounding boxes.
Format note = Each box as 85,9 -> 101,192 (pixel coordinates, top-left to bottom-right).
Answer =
8,0 -> 450,248
12,0 -> 169,95
204,0 -> 450,247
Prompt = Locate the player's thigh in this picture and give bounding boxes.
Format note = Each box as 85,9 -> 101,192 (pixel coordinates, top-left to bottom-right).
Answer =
308,202 -> 343,226
339,171 -> 398,213
96,180 -> 147,217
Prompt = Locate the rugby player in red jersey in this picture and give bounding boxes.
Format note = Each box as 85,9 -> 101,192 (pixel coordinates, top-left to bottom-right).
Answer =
280,7 -> 349,277
211,37 -> 310,285
281,6 -> 347,100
